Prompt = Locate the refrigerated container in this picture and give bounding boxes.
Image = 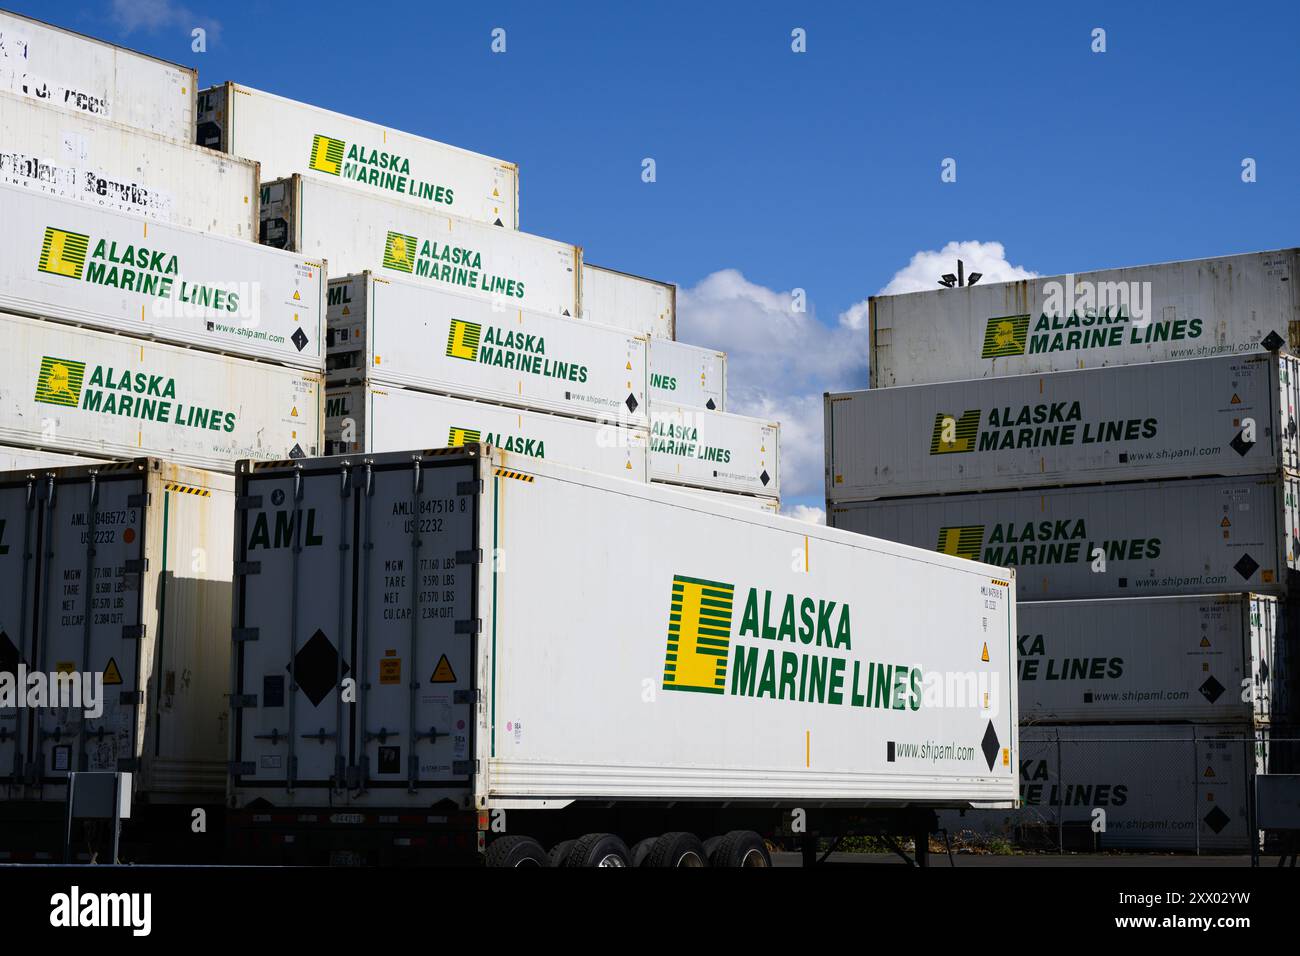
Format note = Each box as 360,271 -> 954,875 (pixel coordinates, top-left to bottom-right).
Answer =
827,353 -> 1300,501
655,483 -> 780,514
0,89 -> 258,238
326,272 -> 647,426
580,264 -> 675,339
830,474 -> 1300,600
0,311 -> 322,471
197,82 -> 517,229
0,444 -> 106,471
869,249 -> 1300,388
324,383 -> 647,482
650,402 -> 779,497
261,175 -> 576,316
0,9 -> 195,139
0,182 -> 326,367
1016,594 -> 1277,725
649,338 -> 725,411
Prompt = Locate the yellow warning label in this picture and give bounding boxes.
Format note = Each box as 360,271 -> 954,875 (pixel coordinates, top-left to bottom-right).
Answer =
1230,393 -> 1241,404
1204,765 -> 1216,778
1200,636 -> 1211,647
1002,747 -> 1010,767
291,406 -> 299,417
380,659 -> 401,685
980,642 -> 990,663
626,361 -> 632,370
342,305 -> 351,315
430,654 -> 456,683
103,657 -> 123,685
56,661 -> 76,675
1220,516 -> 1231,527
293,290 -> 301,301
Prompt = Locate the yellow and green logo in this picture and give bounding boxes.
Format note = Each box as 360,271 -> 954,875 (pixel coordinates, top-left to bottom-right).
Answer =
34,356 -> 86,407
383,231 -> 418,273
446,319 -> 482,361
929,409 -> 980,455
937,525 -> 985,561
447,425 -> 481,447
980,314 -> 1030,358
37,227 -> 90,279
308,134 -> 346,176
662,575 -> 735,695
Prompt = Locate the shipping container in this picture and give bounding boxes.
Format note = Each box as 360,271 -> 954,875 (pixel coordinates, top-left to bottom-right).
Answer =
0,182 -> 326,367
261,175 -> 577,317
326,272 -> 647,426
649,337 -> 726,411
0,444 -> 105,471
0,9 -> 195,139
580,264 -> 676,339
656,483 -> 780,514
830,474 -> 1300,600
827,354 -> 1300,502
197,82 -> 518,229
1016,594 -> 1277,725
324,383 -> 648,482
943,725 -> 1260,852
0,458 -> 231,808
0,311 -> 322,471
228,446 -> 1016,865
869,249 -> 1300,388
0,89 -> 258,239
650,402 -> 779,498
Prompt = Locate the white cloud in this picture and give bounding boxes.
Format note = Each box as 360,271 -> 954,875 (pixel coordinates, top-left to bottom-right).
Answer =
783,504 -> 825,525
876,240 -> 1037,298
112,0 -> 221,41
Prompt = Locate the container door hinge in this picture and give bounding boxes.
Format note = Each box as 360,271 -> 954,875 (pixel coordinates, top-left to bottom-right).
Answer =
456,480 -> 482,496
236,495 -> 264,510
121,624 -> 145,640
235,561 -> 262,576
232,628 -> 260,643
453,689 -> 479,705
452,760 -> 479,776
455,549 -> 482,565
454,619 -> 481,635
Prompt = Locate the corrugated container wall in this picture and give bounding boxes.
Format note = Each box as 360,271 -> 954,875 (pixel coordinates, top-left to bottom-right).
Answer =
1016,594 -> 1276,725
0,444 -> 106,470
0,311 -> 322,471
197,82 -> 518,229
649,338 -> 726,411
261,175 -> 577,317
830,474 -> 1300,600
827,354 -> 1300,501
0,459 -> 232,803
0,9 -> 195,139
326,272 -> 648,427
869,249 -> 1300,388
650,402 -> 780,497
0,89 -> 259,239
324,383 -> 648,481
580,264 -> 676,339
654,483 -> 781,514
0,183 -> 326,367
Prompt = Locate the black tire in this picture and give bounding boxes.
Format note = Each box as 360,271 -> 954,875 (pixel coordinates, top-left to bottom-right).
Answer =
562,832 -> 631,867
645,831 -> 708,867
485,835 -> 549,868
630,837 -> 658,867
702,835 -> 724,865
712,830 -> 771,867
548,839 -> 575,867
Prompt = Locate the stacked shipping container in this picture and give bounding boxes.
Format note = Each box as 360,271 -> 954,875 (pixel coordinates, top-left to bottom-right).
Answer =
826,253 -> 1300,851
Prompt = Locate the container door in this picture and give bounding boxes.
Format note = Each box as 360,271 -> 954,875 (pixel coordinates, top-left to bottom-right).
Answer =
1250,596 -> 1273,725
232,464 -> 356,794
353,457 -> 478,795
0,476 -> 41,787
31,470 -> 148,782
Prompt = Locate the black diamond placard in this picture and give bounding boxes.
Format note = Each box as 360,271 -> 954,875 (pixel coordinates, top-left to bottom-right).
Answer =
1261,330 -> 1284,352
981,720 -> 1000,771
289,443 -> 305,460
1199,675 -> 1225,703
1233,553 -> 1259,580
706,398 -> 717,410
289,629 -> 351,707
1203,805 -> 1231,834
625,393 -> 639,414
292,327 -> 309,352
760,469 -> 771,487
1229,431 -> 1253,457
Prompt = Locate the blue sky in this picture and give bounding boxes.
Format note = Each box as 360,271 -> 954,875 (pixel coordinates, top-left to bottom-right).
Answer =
18,0 -> 1298,512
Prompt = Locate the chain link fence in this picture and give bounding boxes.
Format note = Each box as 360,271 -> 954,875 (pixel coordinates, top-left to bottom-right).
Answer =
942,728 -> 1299,854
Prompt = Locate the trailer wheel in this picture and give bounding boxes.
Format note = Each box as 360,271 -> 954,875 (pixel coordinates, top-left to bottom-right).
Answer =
485,835 -> 549,867
702,835 -> 723,864
630,838 -> 658,867
562,833 -> 631,868
645,832 -> 708,867
711,830 -> 771,867
548,840 -> 575,867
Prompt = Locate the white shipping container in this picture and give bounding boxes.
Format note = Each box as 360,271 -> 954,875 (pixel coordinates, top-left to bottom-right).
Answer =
0,89 -> 258,238
943,725 -> 1259,852
0,458 -> 232,803
326,272 -> 647,426
870,249 -> 1300,388
580,264 -> 676,339
0,311 -> 322,471
827,354 -> 1300,502
649,337 -> 726,411
0,10 -> 195,139
655,483 -> 780,514
0,182 -> 326,367
830,474 -> 1300,600
650,402 -> 779,497
197,82 -> 518,229
229,446 -> 1017,809
262,175 -> 577,317
0,444 -> 106,470
324,383 -> 648,482
1016,594 -> 1277,725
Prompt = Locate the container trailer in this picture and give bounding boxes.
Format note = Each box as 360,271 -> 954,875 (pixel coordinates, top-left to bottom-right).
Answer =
649,337 -> 726,411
